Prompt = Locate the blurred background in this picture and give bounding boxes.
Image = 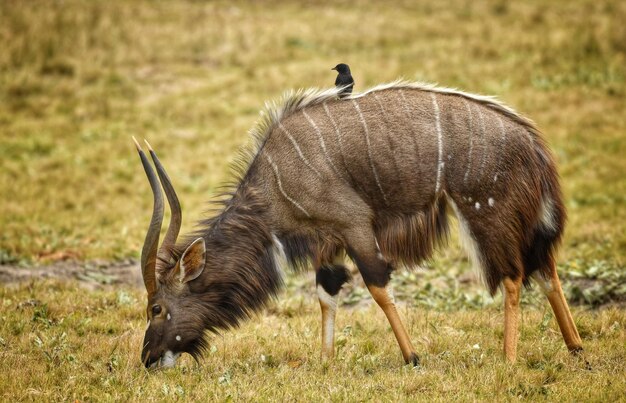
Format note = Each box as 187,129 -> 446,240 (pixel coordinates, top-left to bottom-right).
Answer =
0,0 -> 624,304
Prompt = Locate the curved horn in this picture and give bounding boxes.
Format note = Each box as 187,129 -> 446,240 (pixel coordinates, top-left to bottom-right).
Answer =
144,140 -> 182,263
133,137 -> 163,295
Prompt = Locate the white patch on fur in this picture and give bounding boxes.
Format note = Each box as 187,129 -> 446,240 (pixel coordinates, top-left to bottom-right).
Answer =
450,199 -> 487,286
264,153 -> 311,217
539,196 -> 557,232
167,313 -> 171,321
374,237 -> 386,261
176,335 -> 181,341
280,122 -> 321,178
160,350 -> 181,368
317,285 -> 338,312
488,198 -> 495,207
145,320 -> 151,331
493,173 -> 499,182
475,202 -> 481,210
352,99 -> 389,204
271,233 -> 288,277
431,93 -> 444,194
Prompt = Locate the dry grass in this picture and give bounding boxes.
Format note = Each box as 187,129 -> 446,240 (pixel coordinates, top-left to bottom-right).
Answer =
1,280 -> 625,401
1,0 -> 626,401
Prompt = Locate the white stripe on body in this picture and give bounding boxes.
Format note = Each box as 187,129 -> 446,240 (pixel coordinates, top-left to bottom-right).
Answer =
323,103 -> 345,157
493,116 -> 507,183
323,102 -> 352,177
302,109 -> 349,183
498,116 -> 506,143
279,122 -> 322,179
398,89 -> 424,169
430,93 -> 444,194
373,93 -> 403,175
352,99 -> 389,204
264,153 -> 311,217
463,99 -> 474,184
477,106 -> 487,180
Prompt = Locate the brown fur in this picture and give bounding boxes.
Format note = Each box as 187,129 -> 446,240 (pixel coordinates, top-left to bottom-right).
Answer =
251,83 -> 565,293
137,81 -> 573,366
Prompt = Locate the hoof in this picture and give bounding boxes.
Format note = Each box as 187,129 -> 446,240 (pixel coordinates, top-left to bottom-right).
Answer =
568,346 -> 584,355
406,353 -> 420,367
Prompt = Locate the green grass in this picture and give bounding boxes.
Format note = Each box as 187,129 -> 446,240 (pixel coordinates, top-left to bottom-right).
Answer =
1,0 -> 625,400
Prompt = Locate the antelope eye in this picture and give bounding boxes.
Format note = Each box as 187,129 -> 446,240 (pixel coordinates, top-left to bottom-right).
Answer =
152,304 -> 162,315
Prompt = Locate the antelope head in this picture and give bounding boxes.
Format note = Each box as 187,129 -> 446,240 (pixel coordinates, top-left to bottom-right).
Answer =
133,138 -> 207,368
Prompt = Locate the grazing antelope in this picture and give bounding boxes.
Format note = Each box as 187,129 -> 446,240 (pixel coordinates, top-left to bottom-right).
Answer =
134,81 -> 582,368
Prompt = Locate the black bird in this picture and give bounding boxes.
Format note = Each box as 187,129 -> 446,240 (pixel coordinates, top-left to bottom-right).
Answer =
331,63 -> 354,99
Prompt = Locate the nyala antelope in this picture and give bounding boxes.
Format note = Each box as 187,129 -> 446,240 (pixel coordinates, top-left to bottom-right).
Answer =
134,81 -> 582,368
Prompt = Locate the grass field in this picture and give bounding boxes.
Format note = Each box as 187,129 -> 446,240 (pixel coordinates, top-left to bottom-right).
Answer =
2,280 -> 625,401
1,0 -> 625,401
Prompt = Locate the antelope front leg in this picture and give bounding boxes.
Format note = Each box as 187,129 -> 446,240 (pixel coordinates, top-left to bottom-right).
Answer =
316,264 -> 351,360
344,229 -> 418,366
503,276 -> 523,362
367,284 -> 419,366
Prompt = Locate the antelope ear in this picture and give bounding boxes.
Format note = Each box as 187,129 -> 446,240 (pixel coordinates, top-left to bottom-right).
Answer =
178,238 -> 206,283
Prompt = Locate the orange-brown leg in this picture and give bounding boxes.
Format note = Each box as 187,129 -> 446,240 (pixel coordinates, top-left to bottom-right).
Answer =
537,265 -> 583,352
367,284 -> 418,366
343,227 -> 418,365
503,276 -> 523,362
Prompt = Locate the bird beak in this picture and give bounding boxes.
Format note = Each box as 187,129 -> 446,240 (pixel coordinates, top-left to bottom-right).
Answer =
331,67 -> 337,71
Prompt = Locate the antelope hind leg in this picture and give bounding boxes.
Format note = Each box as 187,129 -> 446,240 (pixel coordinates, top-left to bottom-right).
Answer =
503,276 -> 522,362
537,266 -> 583,353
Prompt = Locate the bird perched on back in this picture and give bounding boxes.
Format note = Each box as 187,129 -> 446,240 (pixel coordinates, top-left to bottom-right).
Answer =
331,63 -> 354,99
